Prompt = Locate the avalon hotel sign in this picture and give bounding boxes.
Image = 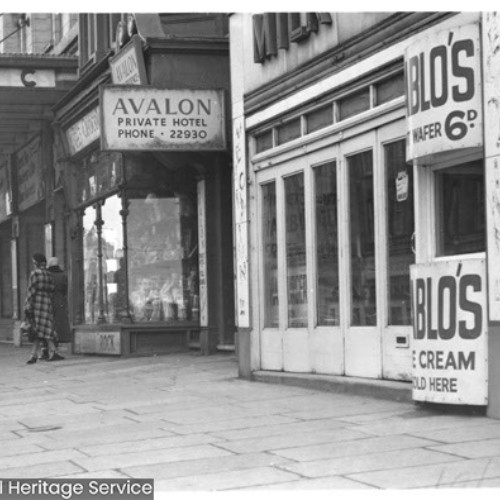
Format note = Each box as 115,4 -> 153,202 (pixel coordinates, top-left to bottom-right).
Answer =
100,86 -> 226,151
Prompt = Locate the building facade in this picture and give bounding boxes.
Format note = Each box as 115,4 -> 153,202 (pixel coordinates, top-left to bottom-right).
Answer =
0,13 -> 235,357
230,12 -> 500,418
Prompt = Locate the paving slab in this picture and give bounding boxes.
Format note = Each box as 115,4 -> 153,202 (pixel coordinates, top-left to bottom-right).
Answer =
73,444 -> 234,472
122,452 -> 293,481
154,466 -> 300,491
281,447 -> 464,477
429,438 -> 500,459
272,434 -> 440,462
216,427 -> 369,454
347,457 -> 500,488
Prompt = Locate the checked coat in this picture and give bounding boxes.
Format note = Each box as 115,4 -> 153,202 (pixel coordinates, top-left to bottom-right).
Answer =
24,267 -> 56,340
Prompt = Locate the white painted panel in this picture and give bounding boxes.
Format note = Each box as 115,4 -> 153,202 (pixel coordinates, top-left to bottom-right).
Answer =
283,329 -> 310,372
260,328 -> 283,371
345,327 -> 381,378
382,326 -> 412,381
310,327 -> 343,375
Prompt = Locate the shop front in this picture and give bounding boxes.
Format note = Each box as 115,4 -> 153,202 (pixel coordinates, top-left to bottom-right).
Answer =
230,11 -> 443,381
53,14 -> 234,356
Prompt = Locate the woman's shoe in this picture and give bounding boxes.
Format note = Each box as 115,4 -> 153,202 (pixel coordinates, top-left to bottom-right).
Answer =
26,356 -> 37,364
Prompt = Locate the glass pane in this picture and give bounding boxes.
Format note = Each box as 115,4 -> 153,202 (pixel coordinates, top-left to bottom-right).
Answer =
385,140 -> 414,325
127,191 -> 199,323
277,118 -> 301,145
315,162 -> 339,326
285,173 -> 307,328
101,195 -> 123,324
262,182 -> 278,328
255,130 -> 273,153
349,150 -> 376,326
339,89 -> 370,121
436,160 -> 485,256
307,105 -> 333,134
376,73 -> 404,105
82,205 -> 98,324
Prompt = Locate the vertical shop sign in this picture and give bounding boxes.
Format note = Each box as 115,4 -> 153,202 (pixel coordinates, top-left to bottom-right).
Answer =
197,180 -> 208,327
405,23 -> 482,161
109,35 -> 147,85
16,135 -> 45,212
483,12 -> 500,321
410,259 -> 487,405
233,115 -> 250,328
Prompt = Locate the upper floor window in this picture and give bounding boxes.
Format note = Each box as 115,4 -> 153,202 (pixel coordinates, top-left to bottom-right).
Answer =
78,13 -> 121,72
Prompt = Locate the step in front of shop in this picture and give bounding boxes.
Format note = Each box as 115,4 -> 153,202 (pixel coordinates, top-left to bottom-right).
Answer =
252,370 -> 412,402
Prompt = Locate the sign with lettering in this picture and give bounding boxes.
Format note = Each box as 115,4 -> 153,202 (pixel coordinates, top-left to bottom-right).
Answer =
410,259 -> 487,405
100,86 -> 226,151
109,35 -> 147,85
66,107 -> 100,156
16,135 -> 45,212
405,23 -> 482,161
0,68 -> 55,87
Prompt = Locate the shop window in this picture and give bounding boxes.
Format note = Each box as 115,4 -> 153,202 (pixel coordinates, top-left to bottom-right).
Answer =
83,205 -> 99,324
127,191 -> 199,323
277,118 -> 301,146
101,195 -> 124,324
385,140 -> 414,325
348,150 -> 376,326
338,89 -> 370,121
314,162 -> 339,326
436,160 -> 485,256
376,73 -> 404,105
307,105 -> 333,134
262,182 -> 278,328
255,130 -> 273,154
82,189 -> 199,325
285,173 -> 307,328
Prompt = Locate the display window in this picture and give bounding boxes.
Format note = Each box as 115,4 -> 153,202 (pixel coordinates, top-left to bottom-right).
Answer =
435,160 -> 485,257
81,189 -> 199,326
314,161 -> 339,326
127,191 -> 199,323
385,140 -> 414,325
262,182 -> 278,328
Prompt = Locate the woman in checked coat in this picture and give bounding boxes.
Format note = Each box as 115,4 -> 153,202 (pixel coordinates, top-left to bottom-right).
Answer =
24,253 -> 64,364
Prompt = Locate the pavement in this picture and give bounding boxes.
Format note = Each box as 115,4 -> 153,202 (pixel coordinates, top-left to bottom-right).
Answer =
1,344 -> 500,494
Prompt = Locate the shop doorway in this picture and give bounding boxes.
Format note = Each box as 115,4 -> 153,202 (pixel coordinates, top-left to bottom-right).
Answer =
256,119 -> 414,380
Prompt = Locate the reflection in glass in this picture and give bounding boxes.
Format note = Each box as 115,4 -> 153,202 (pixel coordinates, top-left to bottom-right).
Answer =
349,151 -> 376,326
436,160 -> 485,256
385,141 -> 414,325
127,192 -> 199,323
262,183 -> 278,328
285,173 -> 307,328
83,205 -> 98,324
315,162 -> 339,326
101,195 -> 124,323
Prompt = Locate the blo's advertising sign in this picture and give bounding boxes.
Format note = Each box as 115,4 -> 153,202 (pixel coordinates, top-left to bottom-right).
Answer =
405,23 -> 482,161
410,259 -> 487,405
100,86 -> 226,151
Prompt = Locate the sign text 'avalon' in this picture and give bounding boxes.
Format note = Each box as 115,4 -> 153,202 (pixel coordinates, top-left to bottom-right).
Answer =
100,87 -> 226,151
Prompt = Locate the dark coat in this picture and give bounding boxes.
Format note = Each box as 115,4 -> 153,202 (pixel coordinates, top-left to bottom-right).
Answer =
24,267 -> 55,340
48,266 -> 71,342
